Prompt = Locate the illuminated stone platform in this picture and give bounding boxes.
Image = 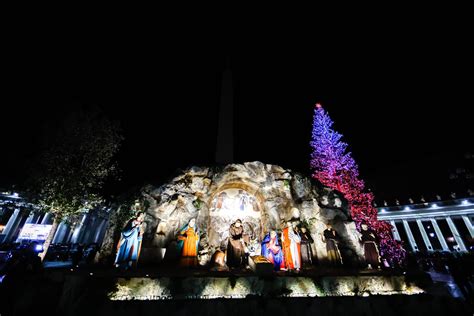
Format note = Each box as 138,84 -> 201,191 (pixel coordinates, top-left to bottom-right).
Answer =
3,269 -> 470,316
108,274 -> 424,300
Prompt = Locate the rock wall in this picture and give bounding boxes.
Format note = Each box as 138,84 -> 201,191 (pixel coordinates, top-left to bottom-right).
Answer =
102,162 -> 365,266
108,275 -> 424,300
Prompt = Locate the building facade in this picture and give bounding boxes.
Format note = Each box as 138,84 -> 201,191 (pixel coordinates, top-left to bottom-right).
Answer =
378,198 -> 474,253
0,191 -> 110,247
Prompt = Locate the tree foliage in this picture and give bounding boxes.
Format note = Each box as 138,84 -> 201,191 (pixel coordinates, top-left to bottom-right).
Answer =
28,106 -> 124,220
310,104 -> 405,265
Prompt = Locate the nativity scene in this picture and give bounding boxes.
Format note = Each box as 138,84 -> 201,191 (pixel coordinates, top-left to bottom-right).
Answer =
106,161 -> 376,273
101,102 -> 411,300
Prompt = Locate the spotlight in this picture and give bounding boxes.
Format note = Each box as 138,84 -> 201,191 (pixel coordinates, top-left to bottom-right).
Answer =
461,200 -> 469,205
431,204 -> 438,208
34,244 -> 43,252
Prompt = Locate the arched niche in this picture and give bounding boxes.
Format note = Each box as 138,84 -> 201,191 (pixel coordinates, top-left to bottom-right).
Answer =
205,182 -> 268,250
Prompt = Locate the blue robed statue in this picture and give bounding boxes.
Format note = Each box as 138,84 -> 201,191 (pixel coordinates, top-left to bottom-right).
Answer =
261,230 -> 284,271
114,212 -> 145,269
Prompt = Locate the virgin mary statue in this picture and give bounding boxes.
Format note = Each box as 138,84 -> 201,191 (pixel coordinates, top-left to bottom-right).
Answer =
261,231 -> 284,271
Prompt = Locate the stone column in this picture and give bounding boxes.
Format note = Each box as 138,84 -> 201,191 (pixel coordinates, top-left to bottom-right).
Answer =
93,219 -> 107,244
461,216 -> 474,238
431,219 -> 449,251
81,215 -> 96,245
1,208 -> 21,243
53,221 -> 67,244
40,213 -> 53,225
416,219 -> 433,251
446,217 -> 467,252
25,211 -> 39,224
390,220 -> 401,241
65,224 -> 75,244
402,220 -> 418,252
70,214 -> 87,244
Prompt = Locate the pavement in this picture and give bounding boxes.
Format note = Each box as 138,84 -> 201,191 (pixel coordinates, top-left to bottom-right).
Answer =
427,268 -> 465,299
43,260 -> 73,269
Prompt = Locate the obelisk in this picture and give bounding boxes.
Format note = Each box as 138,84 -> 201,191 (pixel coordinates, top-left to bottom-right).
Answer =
215,58 -> 234,164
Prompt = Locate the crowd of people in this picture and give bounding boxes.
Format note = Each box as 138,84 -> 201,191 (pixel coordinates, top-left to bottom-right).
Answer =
0,242 -> 43,288
405,250 -> 474,301
46,242 -> 99,266
0,241 -> 99,276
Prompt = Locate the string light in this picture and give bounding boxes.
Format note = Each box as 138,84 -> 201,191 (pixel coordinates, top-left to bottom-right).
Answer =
310,104 -> 405,264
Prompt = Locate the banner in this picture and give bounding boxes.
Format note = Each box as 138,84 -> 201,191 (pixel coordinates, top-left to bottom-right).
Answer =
18,224 -> 53,241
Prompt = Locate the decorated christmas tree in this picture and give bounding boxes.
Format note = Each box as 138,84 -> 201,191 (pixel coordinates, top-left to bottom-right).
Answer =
310,103 -> 405,265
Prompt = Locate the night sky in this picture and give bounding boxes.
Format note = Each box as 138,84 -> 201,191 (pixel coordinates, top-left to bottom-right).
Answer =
2,29 -> 473,205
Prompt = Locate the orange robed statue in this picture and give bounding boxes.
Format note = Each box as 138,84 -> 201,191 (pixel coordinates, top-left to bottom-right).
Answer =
177,218 -> 200,266
281,221 -> 302,271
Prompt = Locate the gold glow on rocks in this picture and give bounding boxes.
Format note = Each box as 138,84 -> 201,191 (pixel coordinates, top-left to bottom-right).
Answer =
108,276 -> 424,300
